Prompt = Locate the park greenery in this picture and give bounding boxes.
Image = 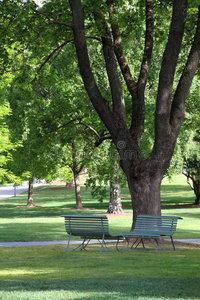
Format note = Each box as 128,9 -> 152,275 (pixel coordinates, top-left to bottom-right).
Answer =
0,2 -> 200,299
0,1 -> 199,222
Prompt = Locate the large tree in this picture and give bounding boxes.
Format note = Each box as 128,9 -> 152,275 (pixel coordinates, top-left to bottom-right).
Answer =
1,0 -> 200,227
68,0 -> 200,226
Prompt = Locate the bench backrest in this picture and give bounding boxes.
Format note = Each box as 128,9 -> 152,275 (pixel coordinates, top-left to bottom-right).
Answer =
61,215 -> 110,237
135,215 -> 182,236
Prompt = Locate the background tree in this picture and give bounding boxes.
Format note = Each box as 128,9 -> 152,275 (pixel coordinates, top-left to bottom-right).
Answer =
5,74 -> 65,206
0,72 -> 19,183
182,131 -> 200,205
86,141 -> 125,213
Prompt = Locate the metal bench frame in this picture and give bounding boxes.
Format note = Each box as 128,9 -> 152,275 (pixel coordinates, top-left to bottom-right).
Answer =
60,214 -> 124,253
120,215 -> 182,251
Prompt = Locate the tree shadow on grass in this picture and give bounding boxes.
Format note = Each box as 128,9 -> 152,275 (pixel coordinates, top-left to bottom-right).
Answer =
0,277 -> 199,299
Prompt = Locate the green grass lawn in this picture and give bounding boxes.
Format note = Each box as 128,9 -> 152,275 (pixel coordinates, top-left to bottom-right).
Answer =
0,243 -> 199,300
0,174 -> 199,299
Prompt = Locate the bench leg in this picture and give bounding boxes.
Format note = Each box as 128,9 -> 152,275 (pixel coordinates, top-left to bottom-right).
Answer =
100,234 -> 106,253
99,235 -> 114,253
170,236 -> 176,251
66,233 -> 72,251
151,239 -> 166,251
131,238 -> 147,249
154,237 -> 177,252
116,238 -> 129,252
65,237 -> 91,252
118,238 -> 147,251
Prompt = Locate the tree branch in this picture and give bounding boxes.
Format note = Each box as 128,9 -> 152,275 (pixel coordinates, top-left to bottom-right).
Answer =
31,40 -> 73,82
170,5 -> 200,134
85,35 -> 101,42
107,0 -> 136,95
31,7 -> 73,28
48,20 -> 73,28
46,118 -> 82,134
138,0 -> 154,95
107,0 -> 153,145
74,121 -> 101,139
130,0 -> 154,141
93,10 -> 126,121
155,0 -> 187,121
186,176 -> 194,190
68,0 -> 120,139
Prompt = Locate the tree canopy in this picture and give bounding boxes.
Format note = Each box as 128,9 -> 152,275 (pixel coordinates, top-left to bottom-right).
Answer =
0,0 -> 199,226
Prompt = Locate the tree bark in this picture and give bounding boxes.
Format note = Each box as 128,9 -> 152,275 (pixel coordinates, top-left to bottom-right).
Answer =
107,182 -> 123,213
187,176 -> 200,205
73,172 -> 83,209
127,168 -> 162,229
27,178 -> 34,207
107,143 -> 123,213
66,179 -> 74,188
71,142 -> 84,209
194,180 -> 200,204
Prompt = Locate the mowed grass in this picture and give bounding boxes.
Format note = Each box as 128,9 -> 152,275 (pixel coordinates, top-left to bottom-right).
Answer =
0,174 -> 199,299
0,243 -> 200,300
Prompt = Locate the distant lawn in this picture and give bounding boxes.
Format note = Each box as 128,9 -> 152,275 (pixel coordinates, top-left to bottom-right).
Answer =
161,174 -> 196,205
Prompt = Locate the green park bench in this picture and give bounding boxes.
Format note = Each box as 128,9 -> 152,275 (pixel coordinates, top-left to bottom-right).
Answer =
60,214 -> 124,253
120,215 -> 183,251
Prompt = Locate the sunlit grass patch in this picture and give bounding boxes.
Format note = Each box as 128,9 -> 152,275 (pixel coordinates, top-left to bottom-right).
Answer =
0,244 -> 200,299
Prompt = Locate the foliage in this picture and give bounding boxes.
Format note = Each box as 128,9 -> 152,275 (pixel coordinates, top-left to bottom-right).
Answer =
182,131 -> 200,203
0,73 -> 19,183
6,78 -> 63,183
85,141 -> 127,202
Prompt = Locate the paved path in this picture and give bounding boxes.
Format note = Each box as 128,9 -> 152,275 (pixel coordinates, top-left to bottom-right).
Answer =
0,239 -> 199,247
0,240 -> 79,247
0,182 -> 43,200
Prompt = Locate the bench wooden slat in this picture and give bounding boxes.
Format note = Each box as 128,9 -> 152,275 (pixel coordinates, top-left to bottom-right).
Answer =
61,214 -> 123,252
122,215 -> 183,251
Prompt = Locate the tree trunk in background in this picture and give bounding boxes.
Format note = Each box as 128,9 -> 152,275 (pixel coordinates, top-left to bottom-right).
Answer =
66,179 -> 74,188
71,142 -> 84,209
193,179 -> 200,204
107,142 -> 123,213
74,172 -> 83,209
107,182 -> 123,213
27,178 -> 34,207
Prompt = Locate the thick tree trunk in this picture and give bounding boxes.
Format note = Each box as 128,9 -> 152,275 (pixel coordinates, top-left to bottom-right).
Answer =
74,173 -> 83,209
27,179 -> 34,207
107,182 -> 123,213
119,145 -> 171,229
127,174 -> 162,229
